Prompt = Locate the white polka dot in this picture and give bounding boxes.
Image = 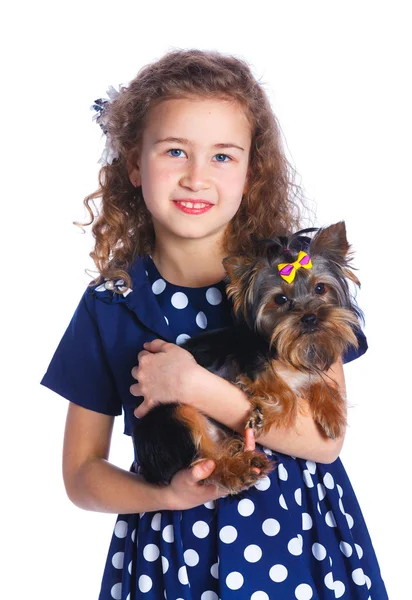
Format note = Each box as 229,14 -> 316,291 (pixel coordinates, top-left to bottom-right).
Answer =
164,316 -> 169,325
278,463 -> 288,480
111,583 -> 122,599
251,593 -> 269,600
317,502 -> 322,514
317,483 -> 326,501
131,529 -> 136,543
352,568 -> 366,585
306,460 -> 316,474
140,512 -> 145,518
244,544 -> 262,562
204,500 -> 215,509
201,592 -> 218,600
193,520 -> 210,539
337,483 -> 344,497
126,594 -> 130,600
238,498 -> 255,516
176,333 -> 191,345
151,513 -> 161,531
161,555 -> 169,574
114,520 -> 128,538
339,541 -> 353,557
226,571 -> 244,590
255,475 -> 271,491
303,470 -> 314,488
152,278 -> 166,294
143,544 -> 160,562
178,565 -> 189,585
334,581 -> 345,598
162,524 -> 174,542
346,513 -> 354,528
262,518 -> 280,537
288,535 -> 303,555
339,499 -> 345,514
279,493 -> 288,509
324,572 -> 334,589
295,583 -> 313,599
365,574 -> 371,589
138,575 -> 153,592
312,543 -> 327,561
112,551 -> 124,569
171,291 -> 189,309
269,564 -> 288,582
325,511 -> 337,527
128,560 -> 132,575
294,488 -> 302,506
210,562 -> 219,578
355,543 -> 364,559
329,556 -> 333,566
263,447 -> 273,455
184,549 -> 199,567
206,287 -> 222,305
323,472 -> 334,489
219,525 -> 237,543
196,311 -> 207,328
302,512 -> 313,530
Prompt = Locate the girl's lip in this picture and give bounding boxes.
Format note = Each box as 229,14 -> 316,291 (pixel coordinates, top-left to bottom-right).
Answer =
173,201 -> 214,215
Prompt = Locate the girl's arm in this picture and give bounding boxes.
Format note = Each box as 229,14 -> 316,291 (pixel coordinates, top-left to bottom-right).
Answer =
63,402 -> 225,514
182,360 -> 346,464
132,341 -> 346,464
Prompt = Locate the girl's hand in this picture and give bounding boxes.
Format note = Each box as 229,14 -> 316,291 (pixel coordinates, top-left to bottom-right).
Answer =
130,339 -> 199,418
164,460 -> 226,510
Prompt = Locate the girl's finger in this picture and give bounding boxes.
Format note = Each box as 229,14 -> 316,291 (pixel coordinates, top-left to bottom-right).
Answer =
134,402 -> 148,418
144,339 -> 168,352
131,366 -> 139,380
129,382 -> 142,397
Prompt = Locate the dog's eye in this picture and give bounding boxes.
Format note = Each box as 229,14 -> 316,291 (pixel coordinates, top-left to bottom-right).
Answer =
315,283 -> 327,295
274,294 -> 288,305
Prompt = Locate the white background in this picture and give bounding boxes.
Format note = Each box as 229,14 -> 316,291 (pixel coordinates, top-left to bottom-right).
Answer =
2,1 -> 411,598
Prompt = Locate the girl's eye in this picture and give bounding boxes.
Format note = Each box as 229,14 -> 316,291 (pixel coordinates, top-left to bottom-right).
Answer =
315,283 -> 327,295
274,294 -> 288,305
213,153 -> 231,163
167,149 -> 186,158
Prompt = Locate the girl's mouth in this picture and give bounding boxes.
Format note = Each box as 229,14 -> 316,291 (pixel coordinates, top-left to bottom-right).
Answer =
173,201 -> 214,215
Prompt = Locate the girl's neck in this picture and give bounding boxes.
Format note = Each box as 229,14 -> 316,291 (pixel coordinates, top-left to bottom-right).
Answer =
151,236 -> 227,288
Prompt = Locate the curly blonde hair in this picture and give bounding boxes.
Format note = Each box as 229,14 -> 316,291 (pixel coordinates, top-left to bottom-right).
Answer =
78,49 -> 308,289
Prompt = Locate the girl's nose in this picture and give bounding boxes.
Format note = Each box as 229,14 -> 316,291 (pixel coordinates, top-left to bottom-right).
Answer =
179,160 -> 210,191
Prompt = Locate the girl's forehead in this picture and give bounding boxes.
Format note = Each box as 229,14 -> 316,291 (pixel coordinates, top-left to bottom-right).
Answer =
143,97 -> 252,146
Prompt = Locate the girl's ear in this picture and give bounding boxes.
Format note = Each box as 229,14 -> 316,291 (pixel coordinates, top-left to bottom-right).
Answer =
127,150 -> 142,187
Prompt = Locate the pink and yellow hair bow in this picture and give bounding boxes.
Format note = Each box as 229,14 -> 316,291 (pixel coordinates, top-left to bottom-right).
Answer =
278,251 -> 313,283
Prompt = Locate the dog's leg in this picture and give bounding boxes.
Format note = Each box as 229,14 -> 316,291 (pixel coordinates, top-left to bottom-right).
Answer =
309,381 -> 347,439
176,405 -> 275,495
236,371 -> 298,436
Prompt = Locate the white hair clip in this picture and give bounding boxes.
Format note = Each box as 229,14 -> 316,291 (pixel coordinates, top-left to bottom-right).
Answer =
90,85 -> 123,165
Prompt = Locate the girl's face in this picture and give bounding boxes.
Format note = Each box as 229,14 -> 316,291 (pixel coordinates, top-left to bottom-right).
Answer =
129,97 -> 252,246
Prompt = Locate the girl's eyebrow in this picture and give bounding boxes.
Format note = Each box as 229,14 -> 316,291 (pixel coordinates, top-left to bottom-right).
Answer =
154,136 -> 245,151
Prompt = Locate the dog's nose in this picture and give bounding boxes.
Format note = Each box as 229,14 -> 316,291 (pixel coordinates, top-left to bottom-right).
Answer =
301,314 -> 317,325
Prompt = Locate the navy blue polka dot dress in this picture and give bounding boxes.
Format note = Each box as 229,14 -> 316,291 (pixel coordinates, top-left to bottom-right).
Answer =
97,256 -> 388,600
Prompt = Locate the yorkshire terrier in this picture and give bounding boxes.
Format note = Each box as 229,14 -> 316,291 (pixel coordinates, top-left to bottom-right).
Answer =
133,221 -> 363,495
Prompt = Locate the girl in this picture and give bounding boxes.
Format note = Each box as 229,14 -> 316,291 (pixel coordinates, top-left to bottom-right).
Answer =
41,49 -> 388,599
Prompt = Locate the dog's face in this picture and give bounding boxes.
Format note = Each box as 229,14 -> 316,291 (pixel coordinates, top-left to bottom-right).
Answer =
223,222 -> 363,371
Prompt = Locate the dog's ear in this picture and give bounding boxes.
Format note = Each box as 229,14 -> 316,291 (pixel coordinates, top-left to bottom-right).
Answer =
222,255 -> 256,282
310,221 -> 349,262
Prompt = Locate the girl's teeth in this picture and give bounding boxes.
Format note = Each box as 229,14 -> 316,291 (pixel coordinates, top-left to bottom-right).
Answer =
180,202 -> 207,208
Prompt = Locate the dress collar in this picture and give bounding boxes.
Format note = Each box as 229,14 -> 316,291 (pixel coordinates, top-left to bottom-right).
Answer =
91,255 -> 174,341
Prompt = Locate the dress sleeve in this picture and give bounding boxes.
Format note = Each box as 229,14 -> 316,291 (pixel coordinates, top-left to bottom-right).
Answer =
342,328 -> 368,364
40,288 -> 122,416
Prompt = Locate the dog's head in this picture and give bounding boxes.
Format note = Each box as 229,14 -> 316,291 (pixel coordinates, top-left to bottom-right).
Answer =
223,221 -> 363,371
